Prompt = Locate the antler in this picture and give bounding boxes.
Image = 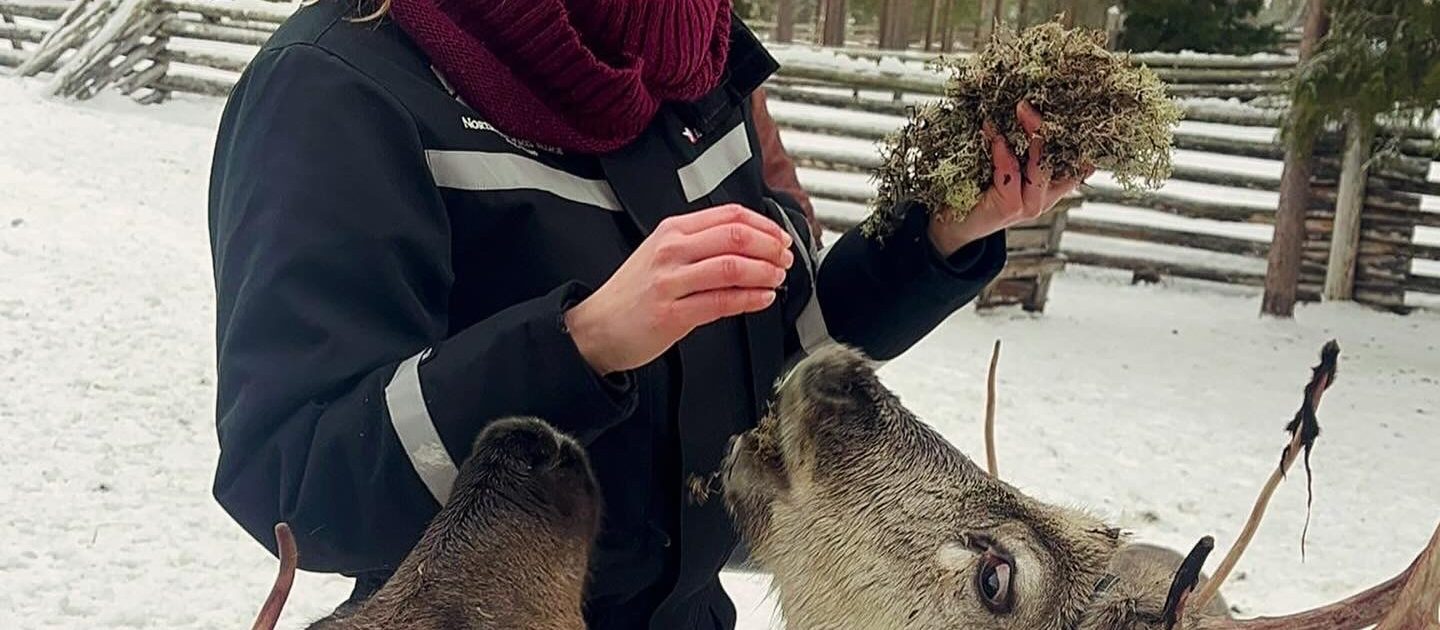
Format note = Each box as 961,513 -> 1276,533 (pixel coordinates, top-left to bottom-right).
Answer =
1189,341 -> 1339,613
252,522 -> 299,630
1208,520 -> 1440,629
1163,536 -> 1216,630
1189,339 -> 1439,629
984,339 -> 1001,478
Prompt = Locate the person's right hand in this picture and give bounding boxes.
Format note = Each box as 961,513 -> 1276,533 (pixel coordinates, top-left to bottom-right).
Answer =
564,204 -> 796,375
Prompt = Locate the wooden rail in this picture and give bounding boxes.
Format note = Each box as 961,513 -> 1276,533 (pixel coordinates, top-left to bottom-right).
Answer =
4,7 -> 1435,306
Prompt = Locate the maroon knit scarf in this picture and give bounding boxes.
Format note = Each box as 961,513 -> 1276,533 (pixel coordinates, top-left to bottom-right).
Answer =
389,0 -> 733,153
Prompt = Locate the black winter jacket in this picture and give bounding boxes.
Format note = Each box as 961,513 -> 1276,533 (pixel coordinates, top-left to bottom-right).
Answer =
207,2 -> 1007,628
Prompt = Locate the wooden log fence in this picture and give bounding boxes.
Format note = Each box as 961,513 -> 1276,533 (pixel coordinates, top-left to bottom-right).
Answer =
3,5 -> 1436,309
765,46 -> 1298,104
767,84 -> 1437,309
764,83 -> 1440,158
0,0 -> 294,101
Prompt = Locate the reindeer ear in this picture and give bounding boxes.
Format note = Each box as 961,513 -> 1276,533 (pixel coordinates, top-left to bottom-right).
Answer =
1161,536 -> 1215,630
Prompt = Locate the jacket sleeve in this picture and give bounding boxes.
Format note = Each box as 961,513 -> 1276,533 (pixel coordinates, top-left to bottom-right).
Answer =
770,193 -> 1007,362
208,44 -> 637,575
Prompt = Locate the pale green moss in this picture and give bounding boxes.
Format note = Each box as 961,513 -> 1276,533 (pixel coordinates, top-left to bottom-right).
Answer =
862,21 -> 1183,239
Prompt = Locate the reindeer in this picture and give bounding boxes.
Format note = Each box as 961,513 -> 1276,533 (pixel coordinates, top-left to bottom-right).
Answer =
253,343 -> 1439,629
251,417 -> 601,630
722,342 -> 1440,630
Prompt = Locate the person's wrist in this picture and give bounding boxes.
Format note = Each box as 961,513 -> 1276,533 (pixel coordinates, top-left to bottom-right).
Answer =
563,299 -> 619,377
928,212 -> 989,257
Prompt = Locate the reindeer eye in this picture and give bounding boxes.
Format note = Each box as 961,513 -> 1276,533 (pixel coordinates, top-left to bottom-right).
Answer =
975,548 -> 1014,614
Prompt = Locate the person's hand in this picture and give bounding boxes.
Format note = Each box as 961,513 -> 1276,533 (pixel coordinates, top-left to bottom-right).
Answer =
927,100 -> 1092,256
565,204 -> 795,375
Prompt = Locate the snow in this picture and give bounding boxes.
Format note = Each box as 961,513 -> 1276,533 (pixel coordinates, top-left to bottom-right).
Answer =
771,83 -> 938,107
173,0 -> 299,21
1077,203 -> 1273,242
1064,233 -> 1266,275
1133,50 -> 1297,63
4,78 -> 1440,629
769,98 -> 1289,146
766,45 -> 938,79
1175,119 -> 1279,143
1172,148 -> 1282,178
794,162 -> 1282,214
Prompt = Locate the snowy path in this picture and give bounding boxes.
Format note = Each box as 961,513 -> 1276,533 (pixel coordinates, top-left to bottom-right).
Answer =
2,79 -> 1438,629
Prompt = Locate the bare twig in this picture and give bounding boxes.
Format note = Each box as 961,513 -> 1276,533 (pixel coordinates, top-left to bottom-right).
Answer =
1190,341 -> 1339,613
984,339 -> 1001,478
252,522 -> 298,630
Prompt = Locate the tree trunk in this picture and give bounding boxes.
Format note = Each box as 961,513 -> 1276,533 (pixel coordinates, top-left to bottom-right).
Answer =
1061,0 -> 1078,27
896,0 -> 913,49
1323,112 -> 1374,301
924,0 -> 942,50
992,0 -> 1004,30
939,0 -> 955,52
976,0 -> 996,46
1016,0 -> 1029,28
775,0 -> 795,43
879,0 -> 914,49
1261,0 -> 1329,317
822,0 -> 847,46
972,0 -> 982,43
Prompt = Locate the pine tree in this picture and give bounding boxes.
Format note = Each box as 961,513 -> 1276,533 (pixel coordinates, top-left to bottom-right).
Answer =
1284,0 -> 1440,150
1119,0 -> 1281,54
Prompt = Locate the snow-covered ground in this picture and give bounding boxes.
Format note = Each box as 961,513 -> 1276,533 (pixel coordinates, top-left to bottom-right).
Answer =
2,78 -> 1438,629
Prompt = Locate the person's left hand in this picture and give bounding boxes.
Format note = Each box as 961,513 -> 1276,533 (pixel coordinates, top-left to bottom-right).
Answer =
927,100 -> 1092,256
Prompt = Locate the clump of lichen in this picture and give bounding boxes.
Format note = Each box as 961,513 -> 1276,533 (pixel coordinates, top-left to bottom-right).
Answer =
862,21 -> 1183,238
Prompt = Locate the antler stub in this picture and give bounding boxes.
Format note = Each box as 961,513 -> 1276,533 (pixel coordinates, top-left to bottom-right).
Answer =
1163,536 -> 1216,630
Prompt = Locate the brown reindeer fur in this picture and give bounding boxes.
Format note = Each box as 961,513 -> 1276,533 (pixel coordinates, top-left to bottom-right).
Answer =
723,344 -> 1230,630
308,417 -> 600,630
262,348 -> 1245,629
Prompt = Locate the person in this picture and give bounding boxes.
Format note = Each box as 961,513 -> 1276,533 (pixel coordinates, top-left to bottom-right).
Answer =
205,0 -> 1083,628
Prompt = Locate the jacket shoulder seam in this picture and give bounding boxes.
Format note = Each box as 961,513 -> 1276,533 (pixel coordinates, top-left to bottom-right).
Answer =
261,40 -> 428,140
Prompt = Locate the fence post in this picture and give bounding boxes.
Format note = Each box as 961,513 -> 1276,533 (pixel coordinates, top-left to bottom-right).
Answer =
17,0 -> 107,76
1104,5 -> 1125,50
2,5 -> 24,50
45,0 -> 153,96
1322,111 -> 1373,301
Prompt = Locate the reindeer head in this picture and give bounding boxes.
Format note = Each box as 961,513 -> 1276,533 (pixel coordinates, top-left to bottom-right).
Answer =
725,344 -> 1164,629
724,343 -> 1439,630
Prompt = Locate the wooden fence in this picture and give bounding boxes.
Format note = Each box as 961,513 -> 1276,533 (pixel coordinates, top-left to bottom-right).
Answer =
0,0 -> 286,102
757,44 -> 1440,312
4,2 -> 1437,310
